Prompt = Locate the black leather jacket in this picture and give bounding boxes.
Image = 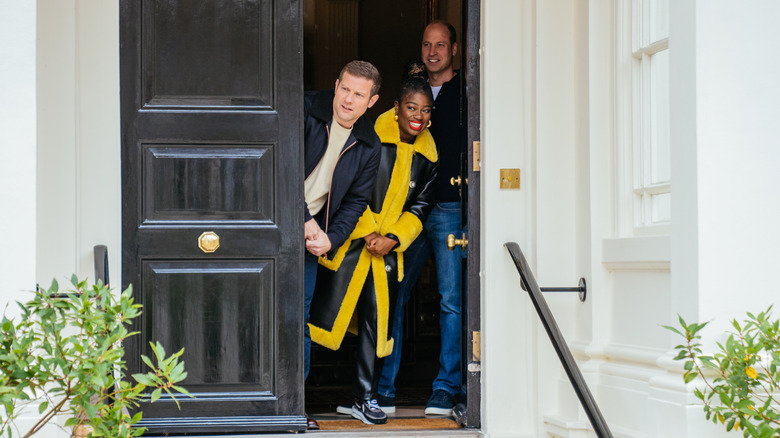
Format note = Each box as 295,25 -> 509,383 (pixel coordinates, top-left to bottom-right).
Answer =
308,110 -> 438,359
370,142 -> 438,245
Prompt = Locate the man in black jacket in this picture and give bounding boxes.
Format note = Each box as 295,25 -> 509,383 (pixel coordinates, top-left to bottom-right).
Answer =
302,60 -> 382,428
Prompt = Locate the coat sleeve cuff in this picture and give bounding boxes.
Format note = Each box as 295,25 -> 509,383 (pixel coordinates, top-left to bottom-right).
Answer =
384,212 -> 423,252
304,202 -> 313,222
384,234 -> 401,250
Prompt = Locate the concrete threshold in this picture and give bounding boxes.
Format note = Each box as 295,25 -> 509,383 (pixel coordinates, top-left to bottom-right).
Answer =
182,432 -> 482,438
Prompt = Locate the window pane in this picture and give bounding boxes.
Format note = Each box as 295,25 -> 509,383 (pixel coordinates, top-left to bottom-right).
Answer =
650,49 -> 670,184
651,192 -> 671,223
650,0 -> 669,41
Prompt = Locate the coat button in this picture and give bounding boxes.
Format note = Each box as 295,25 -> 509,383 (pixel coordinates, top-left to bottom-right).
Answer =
385,264 -> 392,272
409,181 -> 416,188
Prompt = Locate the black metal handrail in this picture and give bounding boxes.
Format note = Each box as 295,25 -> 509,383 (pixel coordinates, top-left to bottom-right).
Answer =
93,244 -> 109,286
540,278 -> 587,302
46,245 -> 110,298
504,242 -> 612,438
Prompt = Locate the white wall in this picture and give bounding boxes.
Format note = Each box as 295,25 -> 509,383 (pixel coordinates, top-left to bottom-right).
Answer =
0,3 -> 69,435
36,0 -> 121,289
0,0 -> 37,312
668,0 -> 780,333
0,1 -> 119,436
535,0 -> 581,430
658,3 -> 780,432
481,0 -> 757,436
36,0 -> 77,289
481,0 -> 596,436
481,1 -> 538,436
691,0 -> 780,333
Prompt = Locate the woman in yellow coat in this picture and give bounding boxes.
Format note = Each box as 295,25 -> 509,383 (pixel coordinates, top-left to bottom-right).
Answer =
309,67 -> 438,424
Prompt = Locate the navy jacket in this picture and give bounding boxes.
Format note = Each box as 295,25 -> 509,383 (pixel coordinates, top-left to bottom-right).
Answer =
304,89 -> 381,257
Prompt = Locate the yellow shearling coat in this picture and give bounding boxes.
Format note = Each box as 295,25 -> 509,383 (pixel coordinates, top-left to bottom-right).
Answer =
308,109 -> 438,357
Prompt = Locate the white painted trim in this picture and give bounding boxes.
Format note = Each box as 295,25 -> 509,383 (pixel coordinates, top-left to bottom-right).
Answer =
0,0 -> 37,303
631,38 -> 668,58
572,340 -> 667,368
613,0 -> 634,237
601,235 -> 670,270
36,0 -> 78,286
543,415 -> 592,438
616,0 -> 672,235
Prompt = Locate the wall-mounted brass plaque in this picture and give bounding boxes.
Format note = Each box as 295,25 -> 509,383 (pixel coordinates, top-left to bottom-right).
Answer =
500,168 -> 520,189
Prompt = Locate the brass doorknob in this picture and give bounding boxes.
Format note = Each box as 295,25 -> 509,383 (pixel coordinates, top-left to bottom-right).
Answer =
450,176 -> 462,186
447,233 -> 468,251
198,231 -> 220,253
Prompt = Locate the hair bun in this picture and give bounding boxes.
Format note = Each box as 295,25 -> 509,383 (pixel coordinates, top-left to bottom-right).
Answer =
402,58 -> 428,81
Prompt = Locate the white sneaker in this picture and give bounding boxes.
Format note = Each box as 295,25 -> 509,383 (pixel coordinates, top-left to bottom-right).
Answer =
337,399 -> 395,414
351,399 -> 388,425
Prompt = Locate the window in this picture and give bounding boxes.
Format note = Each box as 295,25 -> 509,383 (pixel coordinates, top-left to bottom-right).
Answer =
616,0 -> 670,235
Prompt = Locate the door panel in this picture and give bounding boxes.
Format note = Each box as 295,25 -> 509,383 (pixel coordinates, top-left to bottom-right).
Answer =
121,0 -> 304,433
143,145 -> 275,222
141,0 -> 274,108
143,261 -> 274,391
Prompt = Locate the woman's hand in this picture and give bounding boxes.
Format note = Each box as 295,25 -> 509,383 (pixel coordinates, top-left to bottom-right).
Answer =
364,234 -> 398,257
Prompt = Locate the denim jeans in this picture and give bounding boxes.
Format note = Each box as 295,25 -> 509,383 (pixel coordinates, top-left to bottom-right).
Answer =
303,251 -> 319,380
377,202 -> 464,398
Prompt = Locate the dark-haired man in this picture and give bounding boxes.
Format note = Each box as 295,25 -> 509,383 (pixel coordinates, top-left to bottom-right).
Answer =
303,60 -> 383,428
376,20 -> 467,417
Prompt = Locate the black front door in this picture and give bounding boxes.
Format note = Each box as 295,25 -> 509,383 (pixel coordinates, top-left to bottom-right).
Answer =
120,0 -> 305,433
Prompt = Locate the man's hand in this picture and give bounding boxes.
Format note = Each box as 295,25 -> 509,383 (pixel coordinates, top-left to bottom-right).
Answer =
306,231 -> 332,256
305,218 -> 322,241
365,235 -> 397,257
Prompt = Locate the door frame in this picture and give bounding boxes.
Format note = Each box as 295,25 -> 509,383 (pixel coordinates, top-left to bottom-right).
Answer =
463,0 -> 481,429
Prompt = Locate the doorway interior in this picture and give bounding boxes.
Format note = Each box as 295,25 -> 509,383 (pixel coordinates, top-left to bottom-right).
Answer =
302,0 -> 473,419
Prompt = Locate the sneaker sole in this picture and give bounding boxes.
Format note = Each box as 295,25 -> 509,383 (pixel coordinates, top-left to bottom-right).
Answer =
338,405 -> 395,414
425,406 -> 453,416
352,407 -> 388,425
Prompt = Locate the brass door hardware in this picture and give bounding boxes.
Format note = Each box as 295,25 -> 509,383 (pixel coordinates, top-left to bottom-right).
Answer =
450,176 -> 468,186
500,168 -> 520,189
198,231 -> 220,253
473,141 -> 481,171
447,233 -> 468,251
472,330 -> 481,362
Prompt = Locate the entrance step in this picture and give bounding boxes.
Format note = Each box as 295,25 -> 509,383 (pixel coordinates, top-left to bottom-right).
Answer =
304,406 -> 481,436
183,431 -> 481,438
181,407 -> 482,437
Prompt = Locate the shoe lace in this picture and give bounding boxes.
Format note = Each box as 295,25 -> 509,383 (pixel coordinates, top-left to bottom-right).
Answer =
367,399 -> 381,410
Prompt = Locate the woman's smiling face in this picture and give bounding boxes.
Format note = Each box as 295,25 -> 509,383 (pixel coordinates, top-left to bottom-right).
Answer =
395,91 -> 433,144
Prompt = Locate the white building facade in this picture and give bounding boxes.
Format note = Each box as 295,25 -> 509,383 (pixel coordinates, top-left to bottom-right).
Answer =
2,1 -> 780,436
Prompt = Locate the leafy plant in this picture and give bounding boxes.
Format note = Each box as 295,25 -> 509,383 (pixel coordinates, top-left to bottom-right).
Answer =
0,276 -> 189,437
665,308 -> 780,437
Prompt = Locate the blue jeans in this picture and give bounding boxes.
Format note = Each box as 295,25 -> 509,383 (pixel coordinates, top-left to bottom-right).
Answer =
377,202 -> 465,398
303,251 -> 319,380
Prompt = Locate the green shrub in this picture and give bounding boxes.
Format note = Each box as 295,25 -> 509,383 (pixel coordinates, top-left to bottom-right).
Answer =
665,308 -> 780,437
0,276 -> 189,437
